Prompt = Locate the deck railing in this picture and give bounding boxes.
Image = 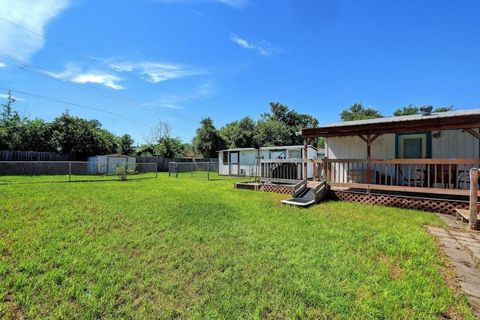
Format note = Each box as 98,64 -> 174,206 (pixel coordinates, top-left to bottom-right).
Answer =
321,158 -> 480,195
260,158 -> 304,183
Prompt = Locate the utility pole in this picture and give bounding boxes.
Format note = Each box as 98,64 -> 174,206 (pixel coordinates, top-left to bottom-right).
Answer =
1,90 -> 16,117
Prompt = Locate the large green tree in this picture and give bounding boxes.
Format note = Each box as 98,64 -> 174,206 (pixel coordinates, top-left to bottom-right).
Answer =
219,117 -> 256,149
253,120 -> 292,147
192,117 -> 225,158
340,103 -> 383,121
118,134 -> 135,155
155,137 -> 185,158
50,113 -> 118,157
258,102 -> 319,146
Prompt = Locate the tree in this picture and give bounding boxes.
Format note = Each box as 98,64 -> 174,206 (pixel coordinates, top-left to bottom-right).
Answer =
219,117 -> 256,149
393,105 -> 419,116
340,103 -> 383,121
144,120 -> 172,145
219,121 -> 238,149
260,102 -> 319,145
119,134 -> 135,155
140,120 -> 185,158
0,93 -> 24,150
434,106 -> 454,113
192,117 -> 225,158
155,136 -> 184,158
254,120 -> 292,147
393,105 -> 454,116
18,119 -> 55,152
50,113 -> 118,157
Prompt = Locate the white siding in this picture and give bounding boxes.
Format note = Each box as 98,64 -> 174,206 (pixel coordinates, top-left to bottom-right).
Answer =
326,130 -> 479,159
327,134 -> 395,159
432,129 -> 479,158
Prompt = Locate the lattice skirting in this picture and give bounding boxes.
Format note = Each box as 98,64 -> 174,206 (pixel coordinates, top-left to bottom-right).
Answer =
330,190 -> 468,215
259,184 -> 294,194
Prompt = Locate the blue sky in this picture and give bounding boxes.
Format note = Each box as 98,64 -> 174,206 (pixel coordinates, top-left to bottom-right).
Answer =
1,0 -> 479,144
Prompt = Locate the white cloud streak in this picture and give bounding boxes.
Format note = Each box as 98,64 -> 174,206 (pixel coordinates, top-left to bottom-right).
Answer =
0,0 -> 70,61
47,65 -> 124,90
230,34 -> 278,57
109,61 -> 206,83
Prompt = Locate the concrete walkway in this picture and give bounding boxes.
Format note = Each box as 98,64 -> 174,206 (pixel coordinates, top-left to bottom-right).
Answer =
427,225 -> 480,317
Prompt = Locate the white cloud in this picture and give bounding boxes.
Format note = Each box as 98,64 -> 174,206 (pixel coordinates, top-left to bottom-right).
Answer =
156,0 -> 246,8
230,34 -> 278,57
48,65 -> 124,90
0,61 -> 6,68
0,0 -> 70,61
110,61 -> 206,83
71,73 -> 124,90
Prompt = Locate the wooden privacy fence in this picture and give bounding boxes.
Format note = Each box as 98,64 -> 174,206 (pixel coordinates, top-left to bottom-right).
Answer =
0,150 -> 74,161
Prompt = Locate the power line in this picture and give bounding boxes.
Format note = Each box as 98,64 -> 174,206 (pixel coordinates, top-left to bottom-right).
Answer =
0,53 -> 155,113
0,16 -> 244,119
0,15 -> 101,62
0,85 -> 149,127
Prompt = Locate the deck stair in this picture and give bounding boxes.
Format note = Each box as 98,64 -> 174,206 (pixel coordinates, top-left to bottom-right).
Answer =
282,180 -> 327,207
455,208 -> 480,228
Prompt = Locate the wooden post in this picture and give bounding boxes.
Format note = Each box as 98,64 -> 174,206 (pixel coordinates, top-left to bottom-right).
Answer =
470,168 -> 478,230
303,138 -> 308,180
366,136 -> 371,185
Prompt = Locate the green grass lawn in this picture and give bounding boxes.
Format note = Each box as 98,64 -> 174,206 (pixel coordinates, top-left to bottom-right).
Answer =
0,174 -> 475,319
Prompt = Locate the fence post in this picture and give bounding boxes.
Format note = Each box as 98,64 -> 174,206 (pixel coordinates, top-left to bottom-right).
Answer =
122,159 -> 128,181
68,161 -> 72,182
470,168 -> 478,230
155,163 -> 158,178
207,161 -> 210,181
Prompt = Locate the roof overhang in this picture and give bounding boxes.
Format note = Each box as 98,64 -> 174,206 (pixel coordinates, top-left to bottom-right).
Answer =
302,113 -> 480,138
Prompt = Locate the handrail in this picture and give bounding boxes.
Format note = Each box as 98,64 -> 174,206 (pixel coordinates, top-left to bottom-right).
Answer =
313,179 -> 327,203
293,179 -> 308,197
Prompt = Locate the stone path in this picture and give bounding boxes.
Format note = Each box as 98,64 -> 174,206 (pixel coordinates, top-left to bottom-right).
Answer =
427,225 -> 480,317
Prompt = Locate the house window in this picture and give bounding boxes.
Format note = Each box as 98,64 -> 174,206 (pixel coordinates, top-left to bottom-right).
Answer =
403,138 -> 423,159
222,151 -> 228,165
269,149 -> 287,159
289,150 -> 301,159
396,133 -> 430,159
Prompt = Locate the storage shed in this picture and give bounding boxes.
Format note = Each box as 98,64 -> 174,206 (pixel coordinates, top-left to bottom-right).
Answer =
87,154 -> 136,175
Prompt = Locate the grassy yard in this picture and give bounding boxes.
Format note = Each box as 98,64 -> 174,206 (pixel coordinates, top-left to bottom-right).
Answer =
0,174 -> 475,319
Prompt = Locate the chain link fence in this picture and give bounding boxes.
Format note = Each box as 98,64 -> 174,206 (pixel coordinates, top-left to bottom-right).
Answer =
168,161 -> 260,181
0,161 -> 158,184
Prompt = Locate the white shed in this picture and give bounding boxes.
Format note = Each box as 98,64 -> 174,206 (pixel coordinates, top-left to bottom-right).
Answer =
87,154 -> 136,175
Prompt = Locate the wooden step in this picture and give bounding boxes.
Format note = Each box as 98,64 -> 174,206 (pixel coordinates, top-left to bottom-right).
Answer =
455,208 -> 479,223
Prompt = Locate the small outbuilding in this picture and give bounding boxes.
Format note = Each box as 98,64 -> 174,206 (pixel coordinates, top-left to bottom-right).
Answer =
87,154 -> 136,175
218,145 -> 319,177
